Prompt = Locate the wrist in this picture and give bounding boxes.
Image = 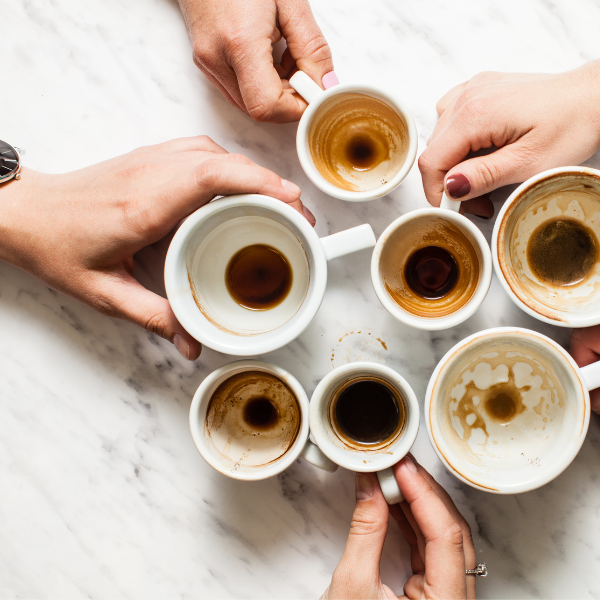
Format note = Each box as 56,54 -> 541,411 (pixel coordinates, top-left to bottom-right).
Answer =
571,60 -> 600,145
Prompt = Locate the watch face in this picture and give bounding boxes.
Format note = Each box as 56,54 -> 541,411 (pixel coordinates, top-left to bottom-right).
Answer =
0,140 -> 19,181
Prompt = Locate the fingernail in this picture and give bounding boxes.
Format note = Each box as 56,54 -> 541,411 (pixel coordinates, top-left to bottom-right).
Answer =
322,71 -> 340,89
400,456 -> 418,474
302,205 -> 316,226
174,334 -> 190,360
355,473 -> 374,501
281,179 -> 301,195
446,173 -> 471,199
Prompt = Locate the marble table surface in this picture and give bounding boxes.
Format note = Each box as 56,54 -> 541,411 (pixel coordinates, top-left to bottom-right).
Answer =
3,0 -> 600,597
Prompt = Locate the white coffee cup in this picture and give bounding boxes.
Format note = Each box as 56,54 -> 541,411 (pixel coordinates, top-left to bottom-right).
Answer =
493,166 -> 600,327
189,360 -> 338,481
165,194 -> 376,355
425,327 -> 600,494
371,195 -> 492,330
309,362 -> 420,504
289,71 -> 417,202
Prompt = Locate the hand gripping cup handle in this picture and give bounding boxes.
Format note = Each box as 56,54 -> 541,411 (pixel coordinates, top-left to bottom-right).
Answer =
290,71 -> 326,104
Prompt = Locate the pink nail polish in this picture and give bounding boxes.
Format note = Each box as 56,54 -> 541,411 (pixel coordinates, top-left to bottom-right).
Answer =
322,71 -> 340,89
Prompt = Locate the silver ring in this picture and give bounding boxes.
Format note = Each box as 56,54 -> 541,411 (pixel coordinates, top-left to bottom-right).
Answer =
466,563 -> 488,577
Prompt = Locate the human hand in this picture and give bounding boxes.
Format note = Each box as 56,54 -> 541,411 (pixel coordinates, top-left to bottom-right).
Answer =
0,136 -> 313,360
323,456 -> 476,600
570,325 -> 600,415
418,61 -> 600,218
178,0 -> 335,123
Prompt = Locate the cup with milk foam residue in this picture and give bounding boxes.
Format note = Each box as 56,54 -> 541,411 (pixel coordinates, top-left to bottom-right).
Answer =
425,327 -> 600,493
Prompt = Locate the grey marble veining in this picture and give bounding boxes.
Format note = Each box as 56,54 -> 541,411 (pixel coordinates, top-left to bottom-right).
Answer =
2,0 -> 600,597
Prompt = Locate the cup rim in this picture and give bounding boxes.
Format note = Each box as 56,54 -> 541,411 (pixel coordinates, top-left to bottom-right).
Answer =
189,360 -> 311,481
296,83 -> 418,202
309,362 -> 420,472
425,326 -> 590,494
492,166 -> 600,328
371,208 -> 493,330
164,194 -> 328,355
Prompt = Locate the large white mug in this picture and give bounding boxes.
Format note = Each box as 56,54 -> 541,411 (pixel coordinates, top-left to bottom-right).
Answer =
309,362 -> 420,504
165,194 -> 376,355
425,327 -> 600,494
189,360 -> 337,481
371,195 -> 492,330
493,166 -> 600,327
290,71 -> 418,202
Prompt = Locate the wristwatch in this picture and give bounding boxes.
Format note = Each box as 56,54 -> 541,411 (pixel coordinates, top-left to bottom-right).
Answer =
0,140 -> 23,183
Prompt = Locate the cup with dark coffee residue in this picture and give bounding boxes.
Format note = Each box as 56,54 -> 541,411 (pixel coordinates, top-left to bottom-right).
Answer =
309,362 -> 420,504
190,360 -> 338,481
494,166 -> 600,327
371,195 -> 492,330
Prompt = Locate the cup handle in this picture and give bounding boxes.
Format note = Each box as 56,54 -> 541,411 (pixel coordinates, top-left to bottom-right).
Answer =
440,192 -> 462,213
289,71 -> 325,104
580,359 -> 600,391
320,224 -> 377,261
377,467 -> 403,504
301,440 -> 339,472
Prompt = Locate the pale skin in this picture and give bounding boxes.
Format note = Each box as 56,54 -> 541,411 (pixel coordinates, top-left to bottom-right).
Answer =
419,60 -> 600,416
323,456 -> 477,600
178,0 -> 335,123
0,136 -> 314,360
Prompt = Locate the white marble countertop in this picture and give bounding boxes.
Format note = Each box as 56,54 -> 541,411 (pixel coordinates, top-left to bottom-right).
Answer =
3,0 -> 600,597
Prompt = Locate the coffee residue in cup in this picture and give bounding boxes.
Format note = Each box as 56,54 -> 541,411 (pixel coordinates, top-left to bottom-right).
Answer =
405,245 -> 459,299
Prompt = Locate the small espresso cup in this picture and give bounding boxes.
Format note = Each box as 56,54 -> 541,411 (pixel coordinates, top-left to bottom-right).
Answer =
190,360 -> 338,481
493,166 -> 600,327
426,327 -> 600,494
165,194 -> 376,355
290,71 -> 417,202
309,362 -> 420,504
371,195 -> 492,330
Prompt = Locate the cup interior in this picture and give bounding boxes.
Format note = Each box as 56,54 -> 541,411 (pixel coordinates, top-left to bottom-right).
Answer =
190,360 -> 310,481
496,169 -> 600,326
372,209 -> 491,330
427,329 -> 589,493
310,363 -> 419,472
165,196 -> 327,355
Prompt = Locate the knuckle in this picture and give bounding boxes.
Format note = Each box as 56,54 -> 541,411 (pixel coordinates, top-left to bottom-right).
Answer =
227,153 -> 253,165
247,101 -> 278,123
195,134 -> 215,149
221,24 -> 252,56
349,514 -> 386,538
192,40 -> 214,67
195,159 -> 225,189
417,151 -> 434,175
144,312 -> 170,340
475,160 -> 502,189
458,96 -> 487,122
443,521 -> 465,548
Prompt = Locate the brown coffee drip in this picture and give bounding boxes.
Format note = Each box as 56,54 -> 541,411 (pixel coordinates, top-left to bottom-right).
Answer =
226,244 -> 292,310
308,93 -> 408,192
330,376 -> 406,450
380,216 -> 481,318
527,217 -> 598,286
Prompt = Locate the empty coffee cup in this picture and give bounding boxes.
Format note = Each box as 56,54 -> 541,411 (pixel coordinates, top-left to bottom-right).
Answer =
371,195 -> 492,330
290,71 -> 417,202
165,194 -> 376,355
189,360 -> 337,481
425,327 -> 600,493
309,362 -> 420,504
494,166 -> 600,327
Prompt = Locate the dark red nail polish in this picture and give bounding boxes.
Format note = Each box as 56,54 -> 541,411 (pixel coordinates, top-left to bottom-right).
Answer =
446,174 -> 471,199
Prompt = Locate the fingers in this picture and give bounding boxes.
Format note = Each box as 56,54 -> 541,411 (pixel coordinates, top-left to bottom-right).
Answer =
436,81 -> 466,116
334,473 -> 388,588
393,456 -> 467,599
570,326 -> 600,414
155,135 -> 229,155
94,271 -> 202,361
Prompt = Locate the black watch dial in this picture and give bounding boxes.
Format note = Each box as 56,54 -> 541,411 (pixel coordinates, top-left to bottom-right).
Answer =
0,140 -> 19,181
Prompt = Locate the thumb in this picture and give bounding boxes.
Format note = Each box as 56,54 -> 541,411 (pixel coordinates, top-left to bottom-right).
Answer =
278,0 -> 334,85
97,272 -> 202,361
444,142 -> 536,201
337,473 -> 389,579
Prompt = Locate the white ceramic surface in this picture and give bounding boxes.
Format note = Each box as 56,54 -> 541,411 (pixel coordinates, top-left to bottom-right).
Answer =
371,206 -> 492,330
5,1 -> 600,598
309,362 -> 420,504
290,71 -> 418,202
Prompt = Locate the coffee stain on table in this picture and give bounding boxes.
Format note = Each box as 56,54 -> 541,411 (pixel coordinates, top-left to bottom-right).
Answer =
330,329 -> 389,368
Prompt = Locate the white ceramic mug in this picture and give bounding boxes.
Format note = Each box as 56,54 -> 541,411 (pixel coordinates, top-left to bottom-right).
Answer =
493,166 -> 600,327
425,327 -> 600,494
165,194 -> 376,355
309,362 -> 420,504
371,195 -> 492,330
190,360 -> 338,481
289,71 -> 418,202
